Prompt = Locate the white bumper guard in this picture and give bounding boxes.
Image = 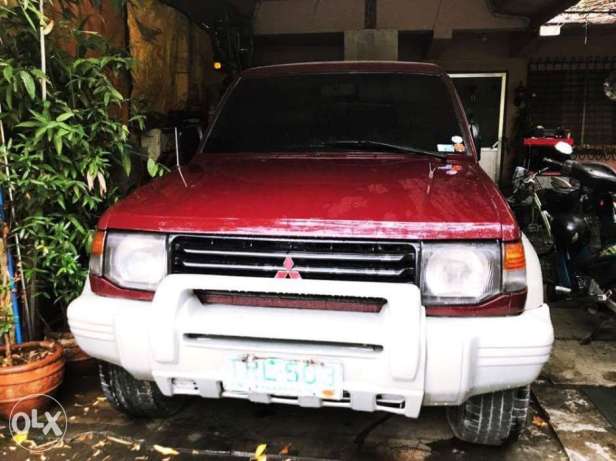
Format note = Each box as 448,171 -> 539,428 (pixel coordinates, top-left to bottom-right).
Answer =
68,272 -> 553,418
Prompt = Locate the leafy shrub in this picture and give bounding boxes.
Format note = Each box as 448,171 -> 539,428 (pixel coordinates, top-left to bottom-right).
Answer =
0,1 -> 159,314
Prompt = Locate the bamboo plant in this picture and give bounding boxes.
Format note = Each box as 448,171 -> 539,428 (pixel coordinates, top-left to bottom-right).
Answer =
0,0 -> 163,335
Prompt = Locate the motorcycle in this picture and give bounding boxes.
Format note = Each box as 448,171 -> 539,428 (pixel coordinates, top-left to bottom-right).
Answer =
509,142 -> 616,343
509,164 -> 553,252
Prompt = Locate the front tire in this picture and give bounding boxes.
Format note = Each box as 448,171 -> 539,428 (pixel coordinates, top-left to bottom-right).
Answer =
447,386 -> 530,446
99,362 -> 187,418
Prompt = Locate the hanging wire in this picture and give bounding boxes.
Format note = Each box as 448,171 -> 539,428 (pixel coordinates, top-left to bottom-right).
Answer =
175,127 -> 188,188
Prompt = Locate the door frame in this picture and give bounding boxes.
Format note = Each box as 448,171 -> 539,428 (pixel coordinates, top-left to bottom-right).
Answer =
448,72 -> 508,183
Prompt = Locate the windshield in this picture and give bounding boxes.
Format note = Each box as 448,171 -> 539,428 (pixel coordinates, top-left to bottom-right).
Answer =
204,73 -> 464,155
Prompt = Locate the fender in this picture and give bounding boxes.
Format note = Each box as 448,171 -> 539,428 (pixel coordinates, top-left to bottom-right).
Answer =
522,234 -> 544,310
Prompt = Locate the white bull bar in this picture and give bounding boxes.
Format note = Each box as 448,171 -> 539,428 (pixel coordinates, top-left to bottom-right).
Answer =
150,275 -> 426,416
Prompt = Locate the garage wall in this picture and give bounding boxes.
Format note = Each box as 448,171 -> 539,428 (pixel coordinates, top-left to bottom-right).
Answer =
254,33 -> 344,66
48,1 -> 127,51
128,0 -> 223,117
254,0 -> 365,35
45,0 -> 223,119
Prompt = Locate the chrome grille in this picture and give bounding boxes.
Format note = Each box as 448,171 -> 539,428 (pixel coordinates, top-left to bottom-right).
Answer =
169,235 -> 417,283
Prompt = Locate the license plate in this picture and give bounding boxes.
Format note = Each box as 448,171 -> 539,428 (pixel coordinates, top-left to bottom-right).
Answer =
224,357 -> 343,400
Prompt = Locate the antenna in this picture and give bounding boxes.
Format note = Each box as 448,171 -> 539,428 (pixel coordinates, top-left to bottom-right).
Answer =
175,126 -> 188,188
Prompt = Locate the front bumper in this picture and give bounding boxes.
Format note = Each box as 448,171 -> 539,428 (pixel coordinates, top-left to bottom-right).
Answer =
68,274 -> 553,418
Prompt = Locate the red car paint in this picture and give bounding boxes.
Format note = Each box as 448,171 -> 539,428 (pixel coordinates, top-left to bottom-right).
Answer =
99,154 -> 518,241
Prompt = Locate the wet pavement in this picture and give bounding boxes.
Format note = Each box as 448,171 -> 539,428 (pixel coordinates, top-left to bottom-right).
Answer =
0,304 -> 614,460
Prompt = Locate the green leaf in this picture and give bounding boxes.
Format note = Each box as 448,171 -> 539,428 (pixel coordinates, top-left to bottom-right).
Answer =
146,158 -> 158,177
5,88 -> 13,109
19,71 -> 36,100
68,216 -> 86,234
33,126 -> 47,143
53,133 -> 63,155
18,0 -> 38,32
31,110 -> 48,123
109,87 -> 123,101
16,121 -> 40,128
121,154 -> 131,177
2,65 -> 13,82
56,112 -> 74,122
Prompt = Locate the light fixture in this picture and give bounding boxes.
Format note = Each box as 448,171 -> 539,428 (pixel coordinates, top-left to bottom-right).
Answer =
539,24 -> 561,36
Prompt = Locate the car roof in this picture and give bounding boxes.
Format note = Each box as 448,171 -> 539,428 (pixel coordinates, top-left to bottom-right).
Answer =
241,61 -> 445,78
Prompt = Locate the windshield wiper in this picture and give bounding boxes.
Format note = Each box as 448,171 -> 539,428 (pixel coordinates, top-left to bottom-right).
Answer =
319,140 -> 447,160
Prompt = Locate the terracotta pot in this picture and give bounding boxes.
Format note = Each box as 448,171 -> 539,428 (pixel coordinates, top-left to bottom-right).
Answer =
0,341 -> 65,419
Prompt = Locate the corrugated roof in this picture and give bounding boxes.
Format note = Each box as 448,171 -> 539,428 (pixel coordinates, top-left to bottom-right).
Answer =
549,0 -> 616,24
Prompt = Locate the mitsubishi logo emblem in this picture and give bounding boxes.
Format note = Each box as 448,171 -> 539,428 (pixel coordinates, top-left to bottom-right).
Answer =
275,256 -> 302,279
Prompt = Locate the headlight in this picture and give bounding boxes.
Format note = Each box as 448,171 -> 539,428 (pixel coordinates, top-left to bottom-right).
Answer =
421,242 -> 501,305
102,232 -> 167,291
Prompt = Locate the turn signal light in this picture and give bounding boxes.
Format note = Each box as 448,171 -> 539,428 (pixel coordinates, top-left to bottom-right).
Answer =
503,241 -> 526,293
91,230 -> 105,256
504,242 -> 525,270
89,230 -> 106,276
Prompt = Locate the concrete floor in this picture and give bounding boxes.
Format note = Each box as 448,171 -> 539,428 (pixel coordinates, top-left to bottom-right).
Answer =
1,305 -> 614,460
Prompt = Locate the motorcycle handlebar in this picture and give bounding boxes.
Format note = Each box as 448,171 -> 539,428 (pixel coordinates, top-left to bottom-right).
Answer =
542,157 -> 580,178
542,157 -> 564,169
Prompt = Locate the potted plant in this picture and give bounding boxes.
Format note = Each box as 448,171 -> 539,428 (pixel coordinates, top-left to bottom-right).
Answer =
0,269 -> 65,419
0,338 -> 65,419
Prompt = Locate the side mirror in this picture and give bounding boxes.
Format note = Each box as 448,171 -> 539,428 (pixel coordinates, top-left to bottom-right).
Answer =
471,122 -> 481,160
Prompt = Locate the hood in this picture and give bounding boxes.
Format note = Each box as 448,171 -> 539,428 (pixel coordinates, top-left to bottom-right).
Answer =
99,153 -> 519,241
